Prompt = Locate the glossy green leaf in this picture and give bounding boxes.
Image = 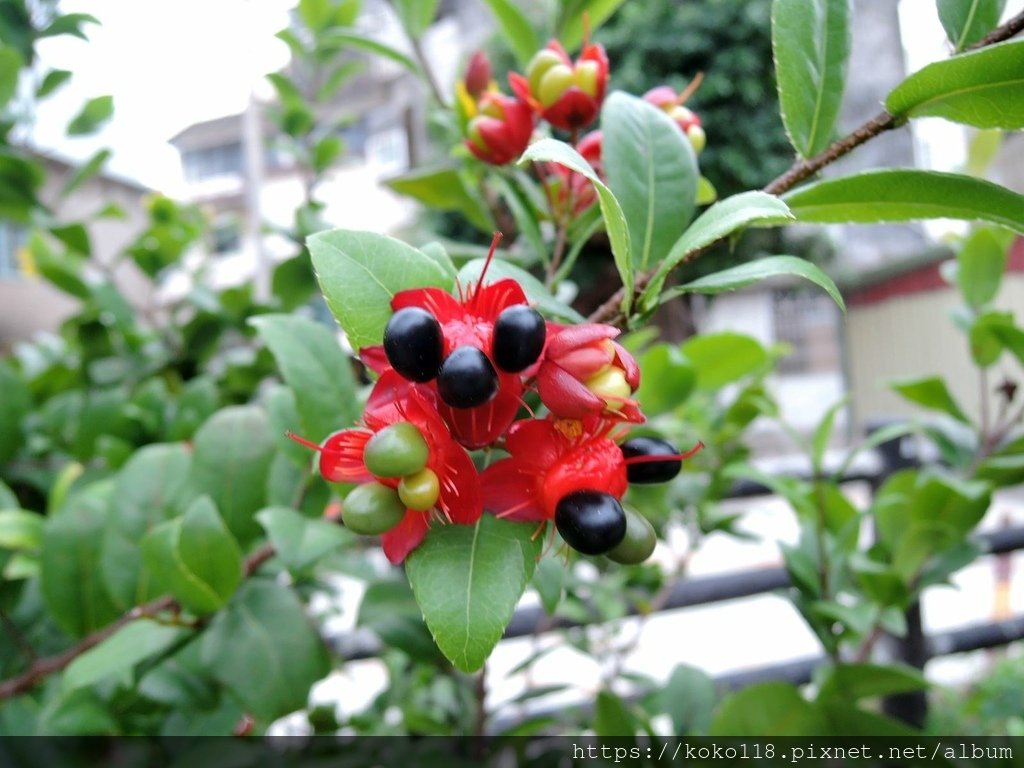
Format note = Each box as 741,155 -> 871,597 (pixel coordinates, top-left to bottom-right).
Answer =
406,515 -> 541,673
891,376 -> 970,423
593,690 -> 636,737
38,12 -> 99,40
811,398 -> 849,473
189,406 -> 276,543
558,0 -> 629,53
308,229 -> 454,351
532,555 -> 564,615
66,95 -> 113,136
957,226 -> 1010,307
0,510 -> 43,551
480,0 -> 540,65
385,166 -> 494,233
635,343 -> 696,416
642,192 -> 794,310
663,664 -> 715,735
250,314 -> 359,443
141,496 -> 243,615
256,506 -> 349,573
167,375 -> 219,441
101,443 -> 193,610
320,31 -> 420,76
681,332 -> 769,390
887,40 -> 1024,129
61,148 -> 111,199
937,0 -> 1007,50
0,361 -> 30,462
603,91 -> 698,272
37,68 -> 72,98
63,620 -> 187,694
41,484 -> 121,637
784,170 -> 1024,232
663,255 -> 843,311
709,682 -> 821,736
457,258 -> 585,323
357,579 -> 439,662
772,0 -> 852,157
0,45 -> 22,108
393,0 -> 439,38
200,579 -> 330,721
697,176 -> 718,205
521,138 -> 633,311
0,481 -> 17,510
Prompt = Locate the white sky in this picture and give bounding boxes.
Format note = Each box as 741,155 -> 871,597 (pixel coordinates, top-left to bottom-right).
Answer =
30,0 -> 294,192
25,0 -> 1024,193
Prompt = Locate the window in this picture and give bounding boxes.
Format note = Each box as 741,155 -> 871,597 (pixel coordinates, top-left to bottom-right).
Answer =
211,218 -> 241,255
772,288 -> 841,374
181,142 -> 243,182
0,221 -> 27,280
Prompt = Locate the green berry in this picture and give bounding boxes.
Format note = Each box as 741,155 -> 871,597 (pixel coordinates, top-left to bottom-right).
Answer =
537,63 -> 574,108
398,467 -> 440,512
526,49 -> 565,94
687,124 -> 706,154
606,505 -> 657,564
341,482 -> 406,535
363,422 -> 429,478
574,60 -> 600,97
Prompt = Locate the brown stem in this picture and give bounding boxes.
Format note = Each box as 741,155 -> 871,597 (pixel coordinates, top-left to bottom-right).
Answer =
0,544 -> 275,701
586,11 -> 1024,327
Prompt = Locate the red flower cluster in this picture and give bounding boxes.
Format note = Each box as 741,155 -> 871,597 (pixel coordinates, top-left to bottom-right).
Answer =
294,236 -> 700,563
456,39 -> 610,167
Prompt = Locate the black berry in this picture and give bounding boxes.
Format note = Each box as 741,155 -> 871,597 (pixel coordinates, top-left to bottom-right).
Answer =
555,490 -> 627,555
383,308 -> 443,382
621,437 -> 682,484
492,305 -> 546,372
437,346 -> 498,409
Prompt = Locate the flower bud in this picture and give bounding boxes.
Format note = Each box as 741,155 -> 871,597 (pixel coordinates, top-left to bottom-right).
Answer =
463,92 -> 535,166
464,50 -> 492,99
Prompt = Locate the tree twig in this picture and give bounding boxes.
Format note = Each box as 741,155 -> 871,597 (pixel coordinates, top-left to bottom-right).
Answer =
0,544 -> 275,701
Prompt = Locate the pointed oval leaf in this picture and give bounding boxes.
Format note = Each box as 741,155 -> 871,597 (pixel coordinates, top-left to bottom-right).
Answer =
386,166 -> 494,233
891,375 -> 970,423
603,91 -> 698,272
256,506 -> 349,574
406,515 -> 542,673
520,138 -> 634,312
308,229 -> 454,351
480,0 -> 540,66
250,314 -> 360,441
189,406 -> 275,543
783,170 -> 1024,232
101,443 -> 193,610
772,0 -> 852,157
886,39 -> 1024,129
0,510 -> 44,551
41,484 -> 121,637
957,226 -> 1010,308
937,0 -> 1007,52
63,620 -> 187,694
642,192 -> 794,310
200,579 -> 330,721
140,496 -> 243,615
663,255 -> 844,311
